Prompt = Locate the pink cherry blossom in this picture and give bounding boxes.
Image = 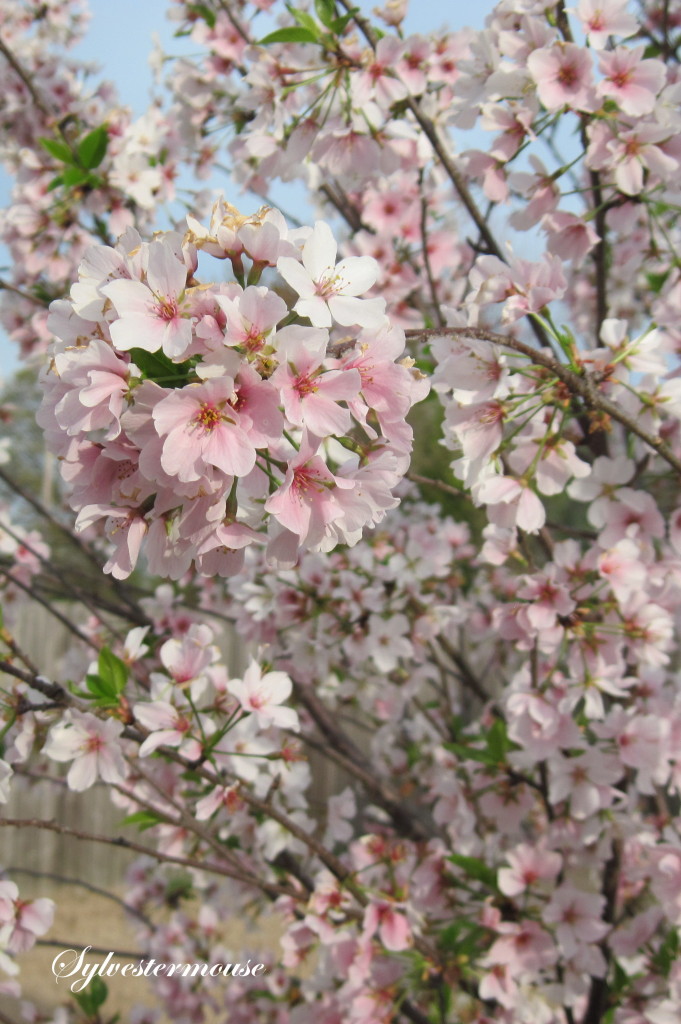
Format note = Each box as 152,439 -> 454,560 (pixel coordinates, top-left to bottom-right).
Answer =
497,842 -> 562,897
277,222 -> 386,329
264,434 -> 353,546
527,42 -> 594,112
152,377 -> 257,483
104,239 -> 195,359
227,660 -> 299,731
543,886 -> 609,956
575,0 -> 638,49
271,329 -> 361,436
362,900 -> 411,952
43,711 -> 126,792
133,700 -> 203,759
598,47 -> 666,116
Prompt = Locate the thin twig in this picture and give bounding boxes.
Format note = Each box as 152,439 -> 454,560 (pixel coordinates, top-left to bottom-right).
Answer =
0,817 -> 297,899
215,0 -> 251,44
0,37 -> 53,117
419,185 -> 445,328
298,730 -> 434,843
0,278 -> 48,306
405,325 -> 681,477
334,0 -> 552,351
434,637 -> 491,705
36,938 -> 142,958
0,517 -> 125,641
0,466 -> 151,626
319,182 -> 370,234
0,567 -> 97,649
406,472 -> 462,497
5,866 -> 153,928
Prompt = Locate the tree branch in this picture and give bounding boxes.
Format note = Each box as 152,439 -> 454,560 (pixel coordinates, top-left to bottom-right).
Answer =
405,325 -> 681,477
0,37 -> 53,118
0,817 -> 298,900
6,866 -> 153,929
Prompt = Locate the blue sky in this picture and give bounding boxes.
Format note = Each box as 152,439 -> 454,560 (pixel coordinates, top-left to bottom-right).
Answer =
0,0 -> 491,375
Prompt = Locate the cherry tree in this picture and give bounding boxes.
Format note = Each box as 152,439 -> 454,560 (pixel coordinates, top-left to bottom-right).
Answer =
0,0 -> 681,1022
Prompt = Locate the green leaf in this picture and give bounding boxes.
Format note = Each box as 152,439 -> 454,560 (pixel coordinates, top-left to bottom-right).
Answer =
129,347 -> 193,387
330,7 -> 359,33
258,26 -> 319,45
646,270 -> 670,295
187,3 -> 217,28
447,853 -> 498,890
165,872 -> 194,902
77,126 -> 109,170
73,975 -> 108,1016
120,810 -> 164,831
651,927 -> 679,976
439,919 -> 488,956
314,0 -> 336,27
39,137 -> 75,164
486,718 -> 512,763
98,646 -> 127,695
288,6 -> 322,34
443,741 -> 497,766
611,959 -> 631,994
61,166 -> 90,188
85,673 -> 122,702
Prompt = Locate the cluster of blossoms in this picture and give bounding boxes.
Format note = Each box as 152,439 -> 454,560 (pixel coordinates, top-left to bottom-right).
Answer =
0,878 -> 54,998
0,0 -> 212,361
38,200 -> 427,578
2,0 -> 681,1022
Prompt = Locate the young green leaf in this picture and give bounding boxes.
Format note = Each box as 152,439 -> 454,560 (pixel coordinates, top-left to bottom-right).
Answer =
60,166 -> 90,188
187,3 -> 217,28
98,646 -> 128,695
259,26 -> 319,45
73,975 -> 108,1016
447,853 -> 498,890
39,137 -> 75,165
443,741 -> 497,766
129,347 -> 194,387
77,126 -> 109,170
120,809 -> 164,831
288,6 -> 322,34
314,0 -> 336,28
84,673 -> 114,699
486,718 -> 512,763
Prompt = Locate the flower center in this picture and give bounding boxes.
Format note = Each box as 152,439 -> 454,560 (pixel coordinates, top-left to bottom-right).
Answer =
315,273 -> 342,299
85,734 -> 104,754
557,62 -> 578,88
295,373 -> 319,397
155,297 -> 180,321
611,69 -> 632,89
194,403 -> 222,432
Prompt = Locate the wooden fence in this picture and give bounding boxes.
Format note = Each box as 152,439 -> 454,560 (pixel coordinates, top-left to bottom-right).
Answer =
1,600 -> 343,889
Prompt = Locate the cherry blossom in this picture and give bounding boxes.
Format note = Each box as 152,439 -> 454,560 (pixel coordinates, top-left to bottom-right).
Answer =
2,1 -> 681,1021
43,711 -> 127,792
227,660 -> 299,731
277,222 -> 387,329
